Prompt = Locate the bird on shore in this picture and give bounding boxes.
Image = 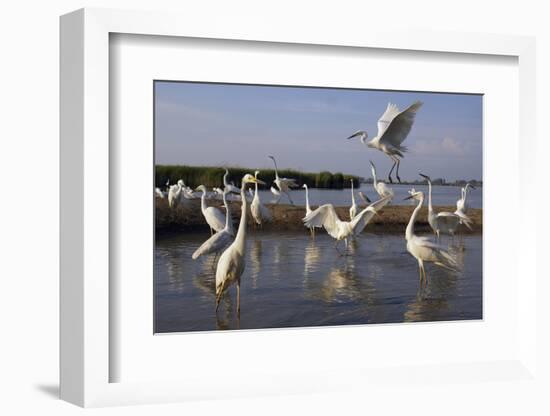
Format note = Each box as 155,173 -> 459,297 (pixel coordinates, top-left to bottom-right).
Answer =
223,169 -> 241,194
454,183 -> 475,229
420,173 -> 461,238
195,184 -> 226,235
370,161 -> 394,199
168,179 -> 185,208
216,174 -> 265,316
155,187 -> 166,199
192,189 -> 235,262
404,189 -> 459,287
250,170 -> 272,226
302,184 -> 317,238
268,155 -> 298,204
303,196 -> 392,255
349,179 -> 358,220
270,186 -> 281,204
347,101 -> 423,183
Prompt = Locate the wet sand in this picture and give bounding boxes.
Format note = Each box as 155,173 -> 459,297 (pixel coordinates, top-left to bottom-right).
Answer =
155,198 -> 482,235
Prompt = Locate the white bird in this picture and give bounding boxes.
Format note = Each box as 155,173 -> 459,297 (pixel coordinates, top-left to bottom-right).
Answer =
358,191 -> 372,206
347,101 -> 423,183
213,187 -> 224,198
270,186 -> 281,203
216,174 -> 265,315
370,160 -> 394,199
303,196 -> 392,255
223,169 -> 241,194
404,189 -> 459,287
268,155 -> 298,204
302,184 -> 317,237
195,184 -> 226,235
155,187 -> 166,199
349,179 -> 358,220
420,174 -> 461,238
454,183 -> 475,229
250,170 -> 272,225
168,179 -> 184,208
192,189 -> 235,261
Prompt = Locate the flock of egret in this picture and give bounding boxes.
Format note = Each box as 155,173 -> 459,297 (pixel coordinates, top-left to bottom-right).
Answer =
156,101 -> 478,316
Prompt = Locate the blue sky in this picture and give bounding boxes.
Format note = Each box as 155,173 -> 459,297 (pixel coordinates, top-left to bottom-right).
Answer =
155,81 -> 482,181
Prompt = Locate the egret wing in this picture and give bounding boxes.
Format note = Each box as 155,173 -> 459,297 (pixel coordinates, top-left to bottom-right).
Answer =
303,204 -> 340,239
378,101 -> 423,147
192,231 -> 233,259
436,211 -> 460,227
351,195 -> 391,234
376,103 -> 401,137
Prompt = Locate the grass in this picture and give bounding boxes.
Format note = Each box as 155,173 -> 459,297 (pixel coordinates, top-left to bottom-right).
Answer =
155,165 -> 361,189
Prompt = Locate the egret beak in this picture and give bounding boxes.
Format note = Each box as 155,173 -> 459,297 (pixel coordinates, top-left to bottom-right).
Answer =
419,173 -> 430,181
470,185 -> 477,190
252,178 -> 266,185
404,195 -> 414,201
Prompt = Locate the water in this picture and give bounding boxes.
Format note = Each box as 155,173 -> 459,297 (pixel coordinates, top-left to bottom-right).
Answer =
155,231 -> 482,332
248,184 -> 481,209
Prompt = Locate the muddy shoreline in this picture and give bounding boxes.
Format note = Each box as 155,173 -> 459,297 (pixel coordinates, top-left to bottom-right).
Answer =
155,198 -> 482,237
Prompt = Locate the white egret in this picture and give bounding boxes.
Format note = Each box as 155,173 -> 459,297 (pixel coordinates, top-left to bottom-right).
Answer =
270,186 -> 281,203
195,184 -> 226,235
268,155 -> 298,204
349,179 -> 359,220
250,170 -> 272,225
223,169 -> 241,194
347,101 -> 423,183
454,183 -> 475,229
302,184 -> 317,237
192,189 -> 235,261
213,187 -> 224,198
216,174 -> 265,315
303,196 -> 392,255
370,160 -> 394,199
419,174 -> 461,238
404,190 -> 459,286
168,179 -> 184,208
155,187 -> 166,199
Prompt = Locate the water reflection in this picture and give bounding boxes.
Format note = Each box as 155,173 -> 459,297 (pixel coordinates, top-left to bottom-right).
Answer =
303,239 -> 321,285
249,239 -> 262,289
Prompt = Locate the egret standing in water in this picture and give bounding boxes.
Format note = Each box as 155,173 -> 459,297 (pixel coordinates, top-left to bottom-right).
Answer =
192,189 -> 235,262
303,196 -> 392,255
216,174 -> 265,316
195,184 -> 226,235
349,179 -> 358,220
455,183 -> 475,230
420,173 -> 461,238
370,160 -> 394,199
268,155 -> 298,204
250,170 -> 272,226
347,101 -> 423,183
404,190 -> 459,287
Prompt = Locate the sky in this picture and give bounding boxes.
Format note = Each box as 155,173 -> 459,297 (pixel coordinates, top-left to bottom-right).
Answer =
154,81 -> 483,182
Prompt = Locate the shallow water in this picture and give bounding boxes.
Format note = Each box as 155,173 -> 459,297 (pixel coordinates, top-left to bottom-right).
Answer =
155,230 -> 482,333
247,183 -> 480,209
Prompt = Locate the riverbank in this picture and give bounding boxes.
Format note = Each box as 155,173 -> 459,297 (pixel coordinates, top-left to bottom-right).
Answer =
155,198 -> 482,236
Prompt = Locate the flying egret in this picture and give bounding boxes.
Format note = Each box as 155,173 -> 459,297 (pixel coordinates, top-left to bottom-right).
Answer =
223,169 -> 241,194
404,190 -> 459,287
303,196 -> 392,255
168,179 -> 184,208
268,155 -> 298,204
349,179 -> 358,220
302,184 -> 317,237
192,189 -> 235,261
454,183 -> 475,230
370,160 -> 394,199
420,174 -> 461,238
347,101 -> 423,183
250,170 -> 272,225
195,185 -> 226,235
270,186 -> 281,204
216,174 -> 265,316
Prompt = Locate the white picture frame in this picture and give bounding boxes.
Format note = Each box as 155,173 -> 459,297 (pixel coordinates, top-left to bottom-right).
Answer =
60,7 -> 538,407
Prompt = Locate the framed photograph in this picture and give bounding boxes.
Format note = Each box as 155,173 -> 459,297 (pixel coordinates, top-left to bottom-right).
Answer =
60,8 -> 538,407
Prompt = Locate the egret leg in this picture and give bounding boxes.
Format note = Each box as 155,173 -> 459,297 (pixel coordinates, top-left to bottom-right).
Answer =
287,192 -> 294,205
215,282 -> 225,313
387,158 -> 397,184
236,280 -> 241,318
395,158 -> 402,183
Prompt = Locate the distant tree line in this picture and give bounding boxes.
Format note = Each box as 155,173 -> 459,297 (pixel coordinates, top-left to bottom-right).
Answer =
155,165 -> 361,189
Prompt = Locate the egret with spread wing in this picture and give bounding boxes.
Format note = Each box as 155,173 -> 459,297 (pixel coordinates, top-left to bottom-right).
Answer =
303,196 -> 392,255
250,170 -> 272,225
268,155 -> 298,204
216,174 -> 265,316
404,190 -> 459,287
195,184 -> 226,235
347,101 -> 423,183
